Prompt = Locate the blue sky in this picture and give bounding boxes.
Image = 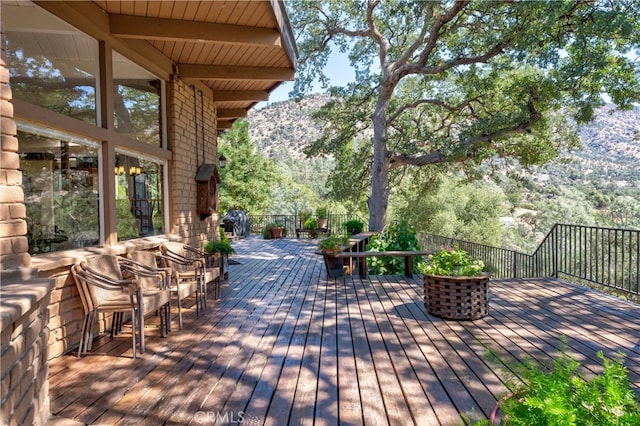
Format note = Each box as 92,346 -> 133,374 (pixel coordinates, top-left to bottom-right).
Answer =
256,50 -> 355,108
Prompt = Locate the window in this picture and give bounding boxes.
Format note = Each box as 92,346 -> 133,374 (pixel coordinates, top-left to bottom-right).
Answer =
115,153 -> 165,241
113,51 -> 162,147
19,127 -> 100,254
2,2 -> 98,124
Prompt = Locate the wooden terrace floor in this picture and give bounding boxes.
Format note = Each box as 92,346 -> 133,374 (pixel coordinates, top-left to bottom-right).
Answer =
49,237 -> 640,425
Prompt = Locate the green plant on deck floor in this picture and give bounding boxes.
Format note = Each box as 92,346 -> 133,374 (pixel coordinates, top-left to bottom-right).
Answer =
475,343 -> 640,425
366,221 -> 425,274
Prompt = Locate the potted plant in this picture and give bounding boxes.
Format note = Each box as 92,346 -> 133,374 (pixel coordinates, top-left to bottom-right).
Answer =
270,223 -> 285,238
299,209 -> 313,228
343,219 -> 364,235
319,235 -> 348,278
316,206 -> 328,229
203,238 -> 235,280
417,246 -> 490,320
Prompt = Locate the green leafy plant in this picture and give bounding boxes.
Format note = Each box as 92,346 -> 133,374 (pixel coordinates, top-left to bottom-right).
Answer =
417,246 -> 485,277
300,209 -> 313,224
482,345 -> 640,426
203,240 -> 235,256
318,235 -> 348,252
366,221 -> 423,274
343,219 -> 364,235
304,218 -> 318,229
316,206 -> 328,220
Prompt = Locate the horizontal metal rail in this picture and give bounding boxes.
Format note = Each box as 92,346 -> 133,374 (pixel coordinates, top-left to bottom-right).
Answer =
419,224 -> 639,300
248,214 -> 367,238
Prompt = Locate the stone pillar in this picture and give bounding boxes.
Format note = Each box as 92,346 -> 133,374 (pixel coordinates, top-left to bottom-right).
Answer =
0,27 -> 34,281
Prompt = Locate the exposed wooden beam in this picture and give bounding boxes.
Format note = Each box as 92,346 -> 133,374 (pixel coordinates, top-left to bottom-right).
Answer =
213,90 -> 269,102
217,121 -> 234,129
217,109 -> 248,119
110,15 -> 281,47
179,64 -> 295,81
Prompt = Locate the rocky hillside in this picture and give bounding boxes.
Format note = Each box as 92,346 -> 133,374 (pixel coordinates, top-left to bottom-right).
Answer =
250,97 -> 640,187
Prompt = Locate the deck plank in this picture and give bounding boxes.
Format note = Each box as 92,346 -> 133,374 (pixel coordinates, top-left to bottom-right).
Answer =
47,237 -> 640,426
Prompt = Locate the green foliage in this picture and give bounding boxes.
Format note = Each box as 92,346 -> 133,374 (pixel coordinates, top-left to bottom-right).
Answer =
304,218 -> 318,229
300,209 -> 313,223
417,246 -> 485,277
218,120 -> 282,214
343,219 -> 365,235
203,240 -> 235,256
289,0 -> 640,230
485,346 -> 640,426
315,205 -> 328,219
318,235 -> 348,252
366,221 -> 424,275
394,176 -> 508,247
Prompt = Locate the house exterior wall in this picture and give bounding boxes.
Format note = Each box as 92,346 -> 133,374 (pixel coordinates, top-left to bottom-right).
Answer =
168,77 -> 220,245
1,11 -> 223,358
1,30 -> 54,426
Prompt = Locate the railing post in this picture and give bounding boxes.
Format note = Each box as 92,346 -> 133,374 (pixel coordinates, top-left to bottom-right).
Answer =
553,224 -> 558,278
513,251 -> 517,278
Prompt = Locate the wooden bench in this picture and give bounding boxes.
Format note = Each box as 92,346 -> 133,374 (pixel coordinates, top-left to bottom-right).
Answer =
318,232 -> 433,278
333,250 -> 434,278
296,227 -> 331,238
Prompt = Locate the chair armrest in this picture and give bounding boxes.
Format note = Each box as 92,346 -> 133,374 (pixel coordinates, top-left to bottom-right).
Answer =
77,267 -> 139,294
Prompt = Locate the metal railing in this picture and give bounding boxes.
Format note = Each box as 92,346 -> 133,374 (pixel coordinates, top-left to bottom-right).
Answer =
248,214 -> 367,237
419,224 -> 639,300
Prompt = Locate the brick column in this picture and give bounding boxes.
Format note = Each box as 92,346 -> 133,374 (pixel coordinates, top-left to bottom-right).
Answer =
0,27 -> 34,281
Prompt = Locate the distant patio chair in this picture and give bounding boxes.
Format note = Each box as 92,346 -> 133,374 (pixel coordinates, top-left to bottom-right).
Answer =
71,254 -> 171,358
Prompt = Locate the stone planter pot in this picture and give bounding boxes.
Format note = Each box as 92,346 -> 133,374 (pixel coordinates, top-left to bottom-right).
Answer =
317,218 -> 328,229
423,274 -> 490,320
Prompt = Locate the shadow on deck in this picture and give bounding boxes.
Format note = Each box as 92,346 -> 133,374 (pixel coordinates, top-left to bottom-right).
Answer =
48,237 -> 640,425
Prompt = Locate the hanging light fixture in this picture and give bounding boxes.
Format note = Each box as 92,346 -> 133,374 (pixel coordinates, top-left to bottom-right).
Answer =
218,154 -> 227,168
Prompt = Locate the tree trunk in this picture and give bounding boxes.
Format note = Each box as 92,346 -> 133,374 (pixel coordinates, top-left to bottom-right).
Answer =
368,94 -> 392,232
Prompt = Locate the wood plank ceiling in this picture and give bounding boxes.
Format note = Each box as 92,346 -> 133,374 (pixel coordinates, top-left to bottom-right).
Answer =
95,0 -> 297,130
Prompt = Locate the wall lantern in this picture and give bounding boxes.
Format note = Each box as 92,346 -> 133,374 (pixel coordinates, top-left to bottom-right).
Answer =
218,154 -> 227,168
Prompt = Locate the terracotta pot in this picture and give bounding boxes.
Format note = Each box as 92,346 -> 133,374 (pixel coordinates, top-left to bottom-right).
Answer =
271,227 -> 284,238
317,218 -> 327,229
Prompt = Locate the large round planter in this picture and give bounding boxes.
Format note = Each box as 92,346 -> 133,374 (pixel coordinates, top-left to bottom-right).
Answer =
423,274 -> 490,320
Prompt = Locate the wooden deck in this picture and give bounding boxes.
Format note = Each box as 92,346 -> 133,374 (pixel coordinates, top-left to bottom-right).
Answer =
48,237 -> 640,425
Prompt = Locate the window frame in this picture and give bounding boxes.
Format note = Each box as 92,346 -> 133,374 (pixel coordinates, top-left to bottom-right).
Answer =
10,3 -> 171,252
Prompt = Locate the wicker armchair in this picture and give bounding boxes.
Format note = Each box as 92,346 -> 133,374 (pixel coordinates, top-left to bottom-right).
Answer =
71,254 -> 171,358
129,250 -> 192,331
159,242 -> 220,315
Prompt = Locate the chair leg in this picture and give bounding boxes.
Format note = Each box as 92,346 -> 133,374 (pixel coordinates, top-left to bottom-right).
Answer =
176,295 -> 184,330
78,313 -> 90,357
130,306 -> 137,360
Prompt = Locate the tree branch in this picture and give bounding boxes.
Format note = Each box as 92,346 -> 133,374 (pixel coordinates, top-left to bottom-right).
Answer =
388,95 -> 542,169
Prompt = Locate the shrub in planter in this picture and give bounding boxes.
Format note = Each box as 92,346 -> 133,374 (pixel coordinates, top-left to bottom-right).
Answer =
318,235 -> 348,253
262,223 -> 286,239
203,240 -> 235,256
343,219 -> 364,235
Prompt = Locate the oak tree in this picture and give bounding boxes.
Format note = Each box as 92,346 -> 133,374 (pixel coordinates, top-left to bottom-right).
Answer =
289,0 -> 640,231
